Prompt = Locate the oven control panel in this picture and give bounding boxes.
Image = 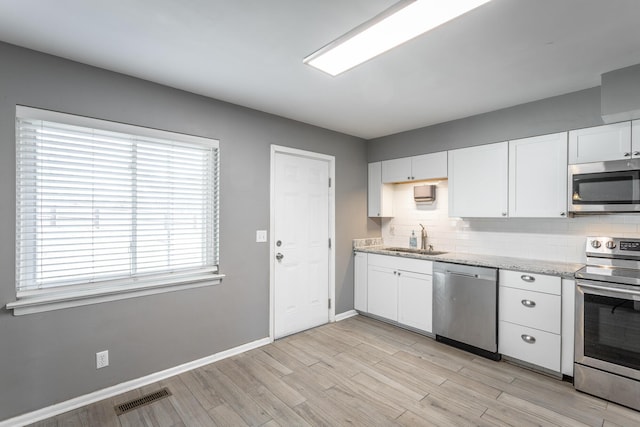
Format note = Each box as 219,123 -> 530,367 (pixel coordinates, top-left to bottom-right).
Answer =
620,241 -> 640,251
586,236 -> 640,259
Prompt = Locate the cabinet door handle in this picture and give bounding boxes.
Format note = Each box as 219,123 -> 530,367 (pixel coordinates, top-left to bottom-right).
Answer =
560,212 -> 566,217
521,334 -> 536,344
624,152 -> 632,157
521,299 -> 536,308
521,274 -> 535,282
502,212 -> 507,217
634,151 -> 640,156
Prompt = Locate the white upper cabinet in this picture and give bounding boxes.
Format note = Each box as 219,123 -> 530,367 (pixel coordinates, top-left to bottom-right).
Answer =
634,120 -> 640,151
509,132 -> 568,218
381,151 -> 447,183
382,157 -> 412,183
411,151 -> 448,181
568,121 -> 632,164
448,141 -> 509,218
368,162 -> 393,217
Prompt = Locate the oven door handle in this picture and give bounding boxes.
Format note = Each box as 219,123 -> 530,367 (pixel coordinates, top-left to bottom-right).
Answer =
577,281 -> 640,299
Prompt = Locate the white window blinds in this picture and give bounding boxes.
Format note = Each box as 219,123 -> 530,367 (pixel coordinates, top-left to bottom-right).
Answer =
16,107 -> 219,295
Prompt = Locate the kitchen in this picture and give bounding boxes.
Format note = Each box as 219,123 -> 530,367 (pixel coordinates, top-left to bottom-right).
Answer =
356,115 -> 640,408
1,1 -> 640,425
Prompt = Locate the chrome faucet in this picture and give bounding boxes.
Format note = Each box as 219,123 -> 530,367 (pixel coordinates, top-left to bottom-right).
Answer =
419,224 -> 428,250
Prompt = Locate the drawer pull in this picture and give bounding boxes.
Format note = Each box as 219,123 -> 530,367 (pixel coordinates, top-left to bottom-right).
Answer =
521,334 -> 536,344
520,274 -> 535,282
521,299 -> 536,308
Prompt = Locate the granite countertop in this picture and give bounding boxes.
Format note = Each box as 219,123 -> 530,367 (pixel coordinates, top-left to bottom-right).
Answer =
354,245 -> 583,279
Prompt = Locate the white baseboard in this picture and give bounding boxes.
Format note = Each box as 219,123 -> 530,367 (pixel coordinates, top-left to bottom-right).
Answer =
335,309 -> 358,321
0,336 -> 271,427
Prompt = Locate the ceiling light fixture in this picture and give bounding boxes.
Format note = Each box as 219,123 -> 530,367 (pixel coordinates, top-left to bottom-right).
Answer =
303,0 -> 492,77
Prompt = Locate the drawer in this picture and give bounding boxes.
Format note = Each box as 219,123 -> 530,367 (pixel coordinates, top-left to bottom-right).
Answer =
368,253 -> 432,275
499,269 -> 560,295
499,287 -> 561,334
499,321 -> 561,372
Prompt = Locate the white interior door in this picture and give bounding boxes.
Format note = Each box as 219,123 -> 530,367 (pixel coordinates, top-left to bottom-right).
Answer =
273,149 -> 330,339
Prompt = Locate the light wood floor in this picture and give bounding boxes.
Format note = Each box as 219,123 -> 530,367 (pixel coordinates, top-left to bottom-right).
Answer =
29,315 -> 640,426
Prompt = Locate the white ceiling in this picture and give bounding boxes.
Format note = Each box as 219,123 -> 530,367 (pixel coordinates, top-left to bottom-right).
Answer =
1,0 -> 640,139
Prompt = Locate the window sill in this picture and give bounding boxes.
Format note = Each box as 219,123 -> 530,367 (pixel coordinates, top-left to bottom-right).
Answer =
5,274 -> 225,316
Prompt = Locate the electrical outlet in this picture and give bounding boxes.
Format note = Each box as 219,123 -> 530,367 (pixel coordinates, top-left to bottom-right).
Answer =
96,350 -> 109,369
256,230 -> 267,242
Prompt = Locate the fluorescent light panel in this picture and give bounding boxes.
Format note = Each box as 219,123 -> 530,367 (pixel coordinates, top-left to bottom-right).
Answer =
304,0 -> 492,76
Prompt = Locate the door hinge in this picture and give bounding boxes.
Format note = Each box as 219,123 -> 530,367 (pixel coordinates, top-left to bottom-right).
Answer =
329,177 -> 331,188
328,298 -> 331,309
329,238 -> 332,249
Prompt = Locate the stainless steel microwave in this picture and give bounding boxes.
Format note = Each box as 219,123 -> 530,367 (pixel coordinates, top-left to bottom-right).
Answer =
569,159 -> 640,213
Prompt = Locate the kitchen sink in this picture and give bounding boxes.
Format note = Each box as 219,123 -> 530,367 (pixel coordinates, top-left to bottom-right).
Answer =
384,247 -> 448,256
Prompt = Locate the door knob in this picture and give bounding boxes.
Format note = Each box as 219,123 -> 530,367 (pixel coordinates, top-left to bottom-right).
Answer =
276,253 -> 284,261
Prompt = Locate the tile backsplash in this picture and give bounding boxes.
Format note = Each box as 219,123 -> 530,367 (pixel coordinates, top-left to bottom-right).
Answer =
381,181 -> 640,264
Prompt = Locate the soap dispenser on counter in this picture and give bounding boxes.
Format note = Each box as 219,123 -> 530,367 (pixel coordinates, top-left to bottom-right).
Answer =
409,230 -> 417,248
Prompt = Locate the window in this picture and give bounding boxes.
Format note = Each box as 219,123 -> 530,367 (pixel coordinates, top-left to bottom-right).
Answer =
9,106 -> 222,315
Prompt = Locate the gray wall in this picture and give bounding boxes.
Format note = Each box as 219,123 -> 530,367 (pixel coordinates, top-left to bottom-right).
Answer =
0,42 -> 377,421
368,87 -> 605,161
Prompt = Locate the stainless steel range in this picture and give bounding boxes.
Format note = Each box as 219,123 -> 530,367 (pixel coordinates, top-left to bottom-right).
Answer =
574,236 -> 640,410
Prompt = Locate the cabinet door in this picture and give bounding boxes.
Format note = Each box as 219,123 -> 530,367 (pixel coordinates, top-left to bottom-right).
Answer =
568,122 -> 631,164
368,162 -> 393,217
448,142 -> 508,217
354,252 -> 368,312
367,265 -> 397,321
509,132 -> 568,218
411,151 -> 448,181
382,157 -> 412,183
397,271 -> 432,333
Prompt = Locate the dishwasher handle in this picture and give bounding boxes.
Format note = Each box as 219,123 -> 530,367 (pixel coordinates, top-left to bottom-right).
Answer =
441,270 -> 496,282
446,271 -> 478,279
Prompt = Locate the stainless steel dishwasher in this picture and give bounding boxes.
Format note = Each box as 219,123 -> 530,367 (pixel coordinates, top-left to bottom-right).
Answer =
433,262 -> 499,360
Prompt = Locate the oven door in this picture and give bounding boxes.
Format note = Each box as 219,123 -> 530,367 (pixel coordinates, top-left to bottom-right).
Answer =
576,280 -> 640,380
569,159 -> 640,213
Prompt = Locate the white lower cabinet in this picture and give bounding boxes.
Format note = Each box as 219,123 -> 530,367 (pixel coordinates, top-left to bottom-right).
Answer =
398,270 -> 433,332
500,286 -> 561,334
498,270 -> 568,374
499,321 -> 561,372
365,254 -> 433,333
354,252 -> 368,312
367,264 -> 398,320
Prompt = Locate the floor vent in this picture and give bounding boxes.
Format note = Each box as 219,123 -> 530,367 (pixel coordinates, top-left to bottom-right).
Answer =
115,388 -> 172,415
